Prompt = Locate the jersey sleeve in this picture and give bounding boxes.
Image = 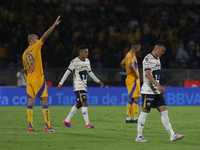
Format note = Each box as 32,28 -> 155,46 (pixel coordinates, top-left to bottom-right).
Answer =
32,39 -> 43,51
68,59 -> 76,71
87,59 -> 92,72
121,58 -> 126,65
127,53 -> 133,65
143,56 -> 152,71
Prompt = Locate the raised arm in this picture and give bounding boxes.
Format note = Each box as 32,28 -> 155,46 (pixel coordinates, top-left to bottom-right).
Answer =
41,16 -> 61,43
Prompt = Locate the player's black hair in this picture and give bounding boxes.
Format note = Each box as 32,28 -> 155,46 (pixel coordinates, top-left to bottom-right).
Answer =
78,45 -> 88,51
155,40 -> 167,48
131,42 -> 140,48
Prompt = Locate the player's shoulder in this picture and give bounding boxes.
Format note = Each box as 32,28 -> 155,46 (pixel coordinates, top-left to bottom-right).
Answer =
126,51 -> 134,59
143,53 -> 154,61
126,51 -> 132,56
85,58 -> 90,62
70,57 -> 78,64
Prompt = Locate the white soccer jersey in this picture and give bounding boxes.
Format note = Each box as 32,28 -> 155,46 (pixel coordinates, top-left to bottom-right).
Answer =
141,53 -> 161,94
67,57 -> 93,91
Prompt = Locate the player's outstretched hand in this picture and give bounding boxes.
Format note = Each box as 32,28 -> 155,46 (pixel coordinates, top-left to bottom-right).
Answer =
54,15 -> 61,26
99,81 -> 104,87
57,84 -> 63,91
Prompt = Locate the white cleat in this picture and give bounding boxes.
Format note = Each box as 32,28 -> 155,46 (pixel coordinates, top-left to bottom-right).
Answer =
170,133 -> 185,141
135,136 -> 148,142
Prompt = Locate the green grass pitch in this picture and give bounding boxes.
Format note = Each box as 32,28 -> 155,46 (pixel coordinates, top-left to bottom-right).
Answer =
0,106 -> 199,150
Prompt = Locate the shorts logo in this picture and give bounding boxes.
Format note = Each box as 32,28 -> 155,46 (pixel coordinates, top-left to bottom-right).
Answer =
147,103 -> 150,106
83,96 -> 86,99
146,98 -> 153,100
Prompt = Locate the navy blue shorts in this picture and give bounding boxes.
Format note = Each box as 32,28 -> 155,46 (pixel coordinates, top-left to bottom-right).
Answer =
141,94 -> 166,109
75,90 -> 87,103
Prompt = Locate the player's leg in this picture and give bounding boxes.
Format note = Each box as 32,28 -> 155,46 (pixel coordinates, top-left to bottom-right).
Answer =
63,102 -> 80,128
133,97 -> 140,123
132,79 -> 141,123
135,107 -> 149,142
157,94 -> 185,141
136,94 -> 151,142
40,97 -> 55,132
26,81 -> 35,131
126,82 -> 134,123
63,91 -> 82,128
79,90 -> 94,128
126,98 -> 133,123
27,97 -> 35,131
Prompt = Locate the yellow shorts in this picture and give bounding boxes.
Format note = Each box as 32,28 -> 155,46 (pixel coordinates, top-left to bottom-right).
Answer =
126,75 -> 141,98
26,76 -> 48,98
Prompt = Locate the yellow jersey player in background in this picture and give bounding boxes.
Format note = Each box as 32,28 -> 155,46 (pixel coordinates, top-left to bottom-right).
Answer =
22,16 -> 61,132
121,42 -> 141,123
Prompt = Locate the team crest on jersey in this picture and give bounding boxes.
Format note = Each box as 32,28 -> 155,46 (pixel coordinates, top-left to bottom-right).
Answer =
145,58 -> 148,61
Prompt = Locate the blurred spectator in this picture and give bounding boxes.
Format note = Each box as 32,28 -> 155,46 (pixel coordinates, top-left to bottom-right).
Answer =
91,45 -> 103,69
175,43 -> 190,69
16,68 -> 27,87
0,42 -> 7,68
128,17 -> 139,29
0,1 -> 200,69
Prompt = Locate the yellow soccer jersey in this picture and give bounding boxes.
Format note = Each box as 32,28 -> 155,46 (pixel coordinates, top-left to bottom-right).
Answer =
122,51 -> 139,76
22,39 -> 44,81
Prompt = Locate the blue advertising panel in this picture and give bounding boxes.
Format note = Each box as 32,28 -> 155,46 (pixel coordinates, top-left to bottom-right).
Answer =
0,87 -> 200,106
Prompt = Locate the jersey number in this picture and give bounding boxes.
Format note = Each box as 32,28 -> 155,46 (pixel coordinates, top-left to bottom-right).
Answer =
152,70 -> 160,83
25,54 -> 35,66
79,70 -> 87,84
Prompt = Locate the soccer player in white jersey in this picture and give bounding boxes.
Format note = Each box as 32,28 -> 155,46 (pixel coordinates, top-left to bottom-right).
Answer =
57,45 -> 104,128
135,40 -> 185,142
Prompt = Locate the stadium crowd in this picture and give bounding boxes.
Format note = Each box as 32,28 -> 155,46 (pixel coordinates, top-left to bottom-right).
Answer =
0,0 -> 200,69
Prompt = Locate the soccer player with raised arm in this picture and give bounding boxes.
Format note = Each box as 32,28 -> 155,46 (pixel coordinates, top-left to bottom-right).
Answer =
121,42 -> 141,123
135,40 -> 185,142
22,16 -> 61,132
57,45 -> 104,128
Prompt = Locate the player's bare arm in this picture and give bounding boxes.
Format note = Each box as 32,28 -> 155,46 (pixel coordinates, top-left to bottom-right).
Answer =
121,60 -> 126,69
145,70 -> 165,93
128,63 -> 138,79
99,81 -> 104,87
57,84 -> 63,91
41,15 -> 61,43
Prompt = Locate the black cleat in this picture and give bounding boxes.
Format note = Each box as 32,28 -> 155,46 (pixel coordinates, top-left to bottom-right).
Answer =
132,119 -> 138,123
126,119 -> 133,123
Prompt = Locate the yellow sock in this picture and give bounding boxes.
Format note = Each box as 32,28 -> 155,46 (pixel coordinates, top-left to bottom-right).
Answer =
27,106 -> 33,127
133,102 -> 139,119
42,105 -> 50,127
126,102 -> 133,118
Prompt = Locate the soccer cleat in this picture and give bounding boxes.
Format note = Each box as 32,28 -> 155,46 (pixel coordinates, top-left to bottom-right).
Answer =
135,136 -> 148,142
28,127 -> 35,132
133,119 -> 138,123
45,126 -> 56,132
85,123 -> 94,128
63,120 -> 72,128
126,119 -> 133,123
170,133 -> 185,141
